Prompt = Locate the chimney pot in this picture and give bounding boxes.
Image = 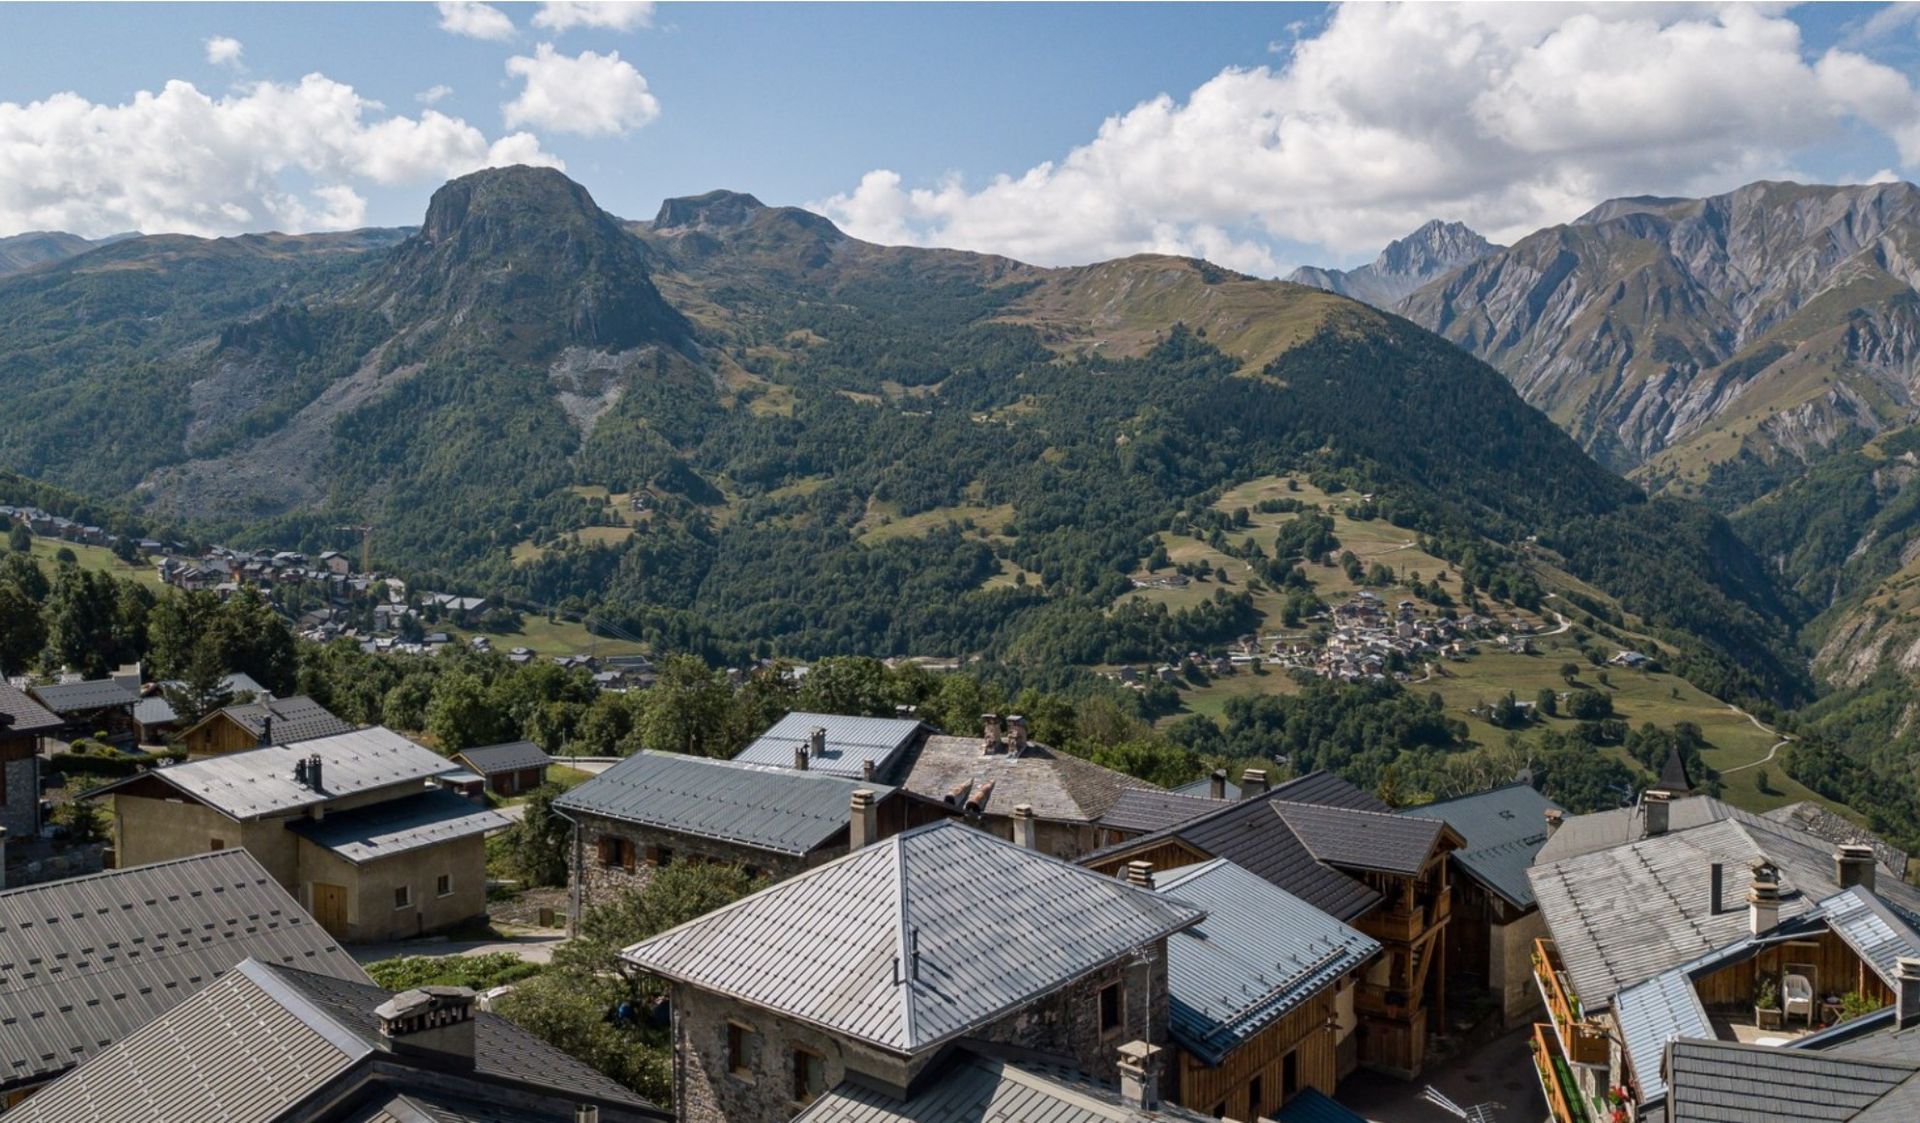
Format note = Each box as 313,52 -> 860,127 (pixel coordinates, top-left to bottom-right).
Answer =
1644,789 -> 1670,837
862,759 -> 876,781
1006,715 -> 1029,755
574,1107 -> 599,1123
810,726 -> 827,757
1124,860 -> 1154,890
1544,808 -> 1565,835
793,744 -> 809,771
981,712 -> 1003,751
1837,844 -> 1877,894
964,779 -> 995,817
1899,958 -> 1920,1029
1710,862 -> 1724,915
1116,1040 -> 1162,1110
850,789 -> 878,850
1748,859 -> 1781,935
1012,803 -> 1037,849
375,986 -> 477,1066
1240,768 -> 1269,799
946,779 -> 972,807
258,714 -> 273,747
1209,768 -> 1227,800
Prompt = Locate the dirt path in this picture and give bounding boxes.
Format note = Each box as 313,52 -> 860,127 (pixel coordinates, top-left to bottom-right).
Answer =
1720,704 -> 1792,774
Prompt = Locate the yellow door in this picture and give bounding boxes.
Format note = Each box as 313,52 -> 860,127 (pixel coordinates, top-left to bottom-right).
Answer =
311,883 -> 349,939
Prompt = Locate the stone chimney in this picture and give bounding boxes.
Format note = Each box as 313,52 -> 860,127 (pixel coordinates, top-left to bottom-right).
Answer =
850,789 -> 877,850
1117,1040 -> 1162,1110
1012,803 -> 1038,849
1240,768 -> 1269,799
1006,715 -> 1029,756
1836,844 -> 1877,894
809,726 -> 827,758
862,759 -> 876,781
1748,859 -> 1781,935
375,986 -> 477,1067
1899,958 -> 1920,1030
1544,808 -> 1565,835
1209,769 -> 1227,799
1125,860 -> 1154,890
1644,789 -> 1670,837
981,712 -> 1003,753
792,743 -> 809,771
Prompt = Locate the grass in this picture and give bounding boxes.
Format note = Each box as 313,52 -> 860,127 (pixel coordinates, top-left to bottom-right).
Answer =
546,763 -> 597,790
859,503 -> 1013,545
21,538 -> 166,592
445,613 -> 647,660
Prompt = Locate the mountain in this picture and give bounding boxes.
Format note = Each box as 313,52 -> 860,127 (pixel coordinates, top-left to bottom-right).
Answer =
1285,220 -> 1500,308
0,230 -> 137,276
0,167 -> 1806,703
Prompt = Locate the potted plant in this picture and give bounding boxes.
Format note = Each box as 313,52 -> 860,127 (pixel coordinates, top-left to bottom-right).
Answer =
1755,976 -> 1782,1030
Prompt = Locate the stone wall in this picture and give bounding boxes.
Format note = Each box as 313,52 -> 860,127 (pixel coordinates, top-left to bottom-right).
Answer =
1491,909 -> 1548,1027
571,813 -> 822,926
2,755 -> 38,838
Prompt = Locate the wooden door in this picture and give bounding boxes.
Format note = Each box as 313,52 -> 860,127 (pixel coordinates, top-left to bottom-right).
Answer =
311,883 -> 348,939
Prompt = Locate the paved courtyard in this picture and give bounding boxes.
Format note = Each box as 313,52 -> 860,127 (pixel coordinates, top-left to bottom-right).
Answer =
1338,1025 -> 1547,1123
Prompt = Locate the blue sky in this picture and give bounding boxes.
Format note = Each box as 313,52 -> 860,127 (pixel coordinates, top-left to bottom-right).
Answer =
1,2 -> 1917,273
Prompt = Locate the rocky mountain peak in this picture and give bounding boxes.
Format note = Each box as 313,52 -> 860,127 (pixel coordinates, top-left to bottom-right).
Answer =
1284,219 -> 1501,309
652,189 -> 768,232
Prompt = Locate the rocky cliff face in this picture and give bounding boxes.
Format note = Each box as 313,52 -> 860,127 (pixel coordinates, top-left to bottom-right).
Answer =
1286,220 -> 1500,308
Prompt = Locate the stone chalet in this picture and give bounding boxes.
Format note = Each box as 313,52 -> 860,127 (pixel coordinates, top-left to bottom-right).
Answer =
624,820 -> 1211,1123
88,727 -> 507,942
0,682 -> 58,841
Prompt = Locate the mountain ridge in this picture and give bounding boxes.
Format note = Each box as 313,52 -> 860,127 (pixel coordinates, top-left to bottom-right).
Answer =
1286,219 -> 1501,308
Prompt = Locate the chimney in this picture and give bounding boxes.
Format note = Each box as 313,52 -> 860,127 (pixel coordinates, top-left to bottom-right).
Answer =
1544,808 -> 1565,835
793,743 -> 809,771
964,779 -> 995,817
294,757 -> 310,788
1116,1040 -> 1162,1110
1710,862 -> 1723,915
850,789 -> 877,850
1209,768 -> 1227,800
0,826 -> 7,891
574,1107 -> 600,1123
1837,844 -> 1877,894
1240,768 -> 1269,799
1012,803 -> 1037,849
1006,715 -> 1029,756
945,779 -> 973,807
1899,958 -> 1920,1030
375,986 -> 477,1067
1644,789 -> 1670,837
981,712 -> 1003,753
862,759 -> 876,781
1748,859 -> 1781,935
810,726 -> 827,757
258,714 -> 273,747
308,753 -> 323,792
1125,860 -> 1154,890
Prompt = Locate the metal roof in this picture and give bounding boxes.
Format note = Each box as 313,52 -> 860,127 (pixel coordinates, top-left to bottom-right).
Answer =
1097,788 -> 1227,834
454,740 -> 552,776
1664,1038 -> 1920,1122
1153,859 -> 1378,1065
1274,801 -> 1450,877
625,820 -> 1205,1055
1171,775 -> 1239,800
130,674 -> 268,728
895,734 -> 1160,824
1534,797 -> 1733,866
95,726 -> 457,821
287,790 -> 511,865
1617,966 -> 1714,1104
1273,1088 -> 1369,1123
27,679 -> 137,715
0,682 -> 60,735
732,712 -> 926,778
214,695 -> 358,745
1401,783 -> 1562,909
556,750 -> 895,857
0,850 -> 369,1095
792,1046 -> 1216,1123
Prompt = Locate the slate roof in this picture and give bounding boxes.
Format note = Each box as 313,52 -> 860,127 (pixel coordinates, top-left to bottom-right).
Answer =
1275,801 -> 1451,877
0,681 -> 60,735
1098,788 -> 1227,835
1400,783 -> 1562,909
455,740 -> 552,776
1154,859 -> 1379,1064
27,679 -> 137,715
791,1046 -> 1216,1123
287,790 -> 510,864
892,734 -> 1157,823
91,726 -> 457,821
731,712 -> 926,779
1657,745 -> 1696,794
7,959 -> 661,1123
1766,801 -> 1908,874
0,850 -> 368,1095
624,820 -> 1205,1055
556,750 -> 895,856
1663,1038 -> 1920,1122
212,694 -> 357,745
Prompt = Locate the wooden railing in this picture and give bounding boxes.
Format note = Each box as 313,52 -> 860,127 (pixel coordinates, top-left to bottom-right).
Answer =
1533,938 -> 1610,1066
1532,1023 -> 1590,1123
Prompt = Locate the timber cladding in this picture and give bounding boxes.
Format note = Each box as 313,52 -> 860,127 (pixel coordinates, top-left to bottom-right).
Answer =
1172,986 -> 1342,1121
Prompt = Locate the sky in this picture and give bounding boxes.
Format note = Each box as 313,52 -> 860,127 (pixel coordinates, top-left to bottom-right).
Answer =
2,1 -> 1919,275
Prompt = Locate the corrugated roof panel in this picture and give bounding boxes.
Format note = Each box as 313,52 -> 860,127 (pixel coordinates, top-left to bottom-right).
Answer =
1616,968 -> 1712,1103
732,712 -> 925,778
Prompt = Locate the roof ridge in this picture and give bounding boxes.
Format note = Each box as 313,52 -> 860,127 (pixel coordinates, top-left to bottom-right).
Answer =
893,833 -> 916,1047
0,846 -> 255,899
237,959 -> 376,1059
628,748 -> 898,788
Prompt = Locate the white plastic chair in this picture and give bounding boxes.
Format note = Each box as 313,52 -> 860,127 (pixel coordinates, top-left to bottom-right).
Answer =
1783,974 -> 1814,1026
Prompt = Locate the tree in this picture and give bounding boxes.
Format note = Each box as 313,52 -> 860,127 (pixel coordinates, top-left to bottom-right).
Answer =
45,567 -> 122,677
163,644 -> 235,730
1559,662 -> 1581,685
1565,689 -> 1614,721
637,655 -> 740,758
497,784 -> 571,887
0,581 -> 47,675
7,524 -> 30,553
426,672 -> 510,751
146,590 -> 222,680
1535,687 -> 1558,718
206,587 -> 298,693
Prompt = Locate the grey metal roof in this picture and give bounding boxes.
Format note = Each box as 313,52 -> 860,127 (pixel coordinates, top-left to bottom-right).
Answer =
27,679 -> 137,715
895,734 -> 1160,824
1401,783 -> 1562,909
1273,1088 -> 1369,1123
1171,775 -> 1239,800
1664,1038 -> 1920,1122
1097,788 -> 1226,834
214,694 -> 357,745
0,850 -> 369,1095
1153,859 -> 1378,1064
454,740 -> 552,776
131,674 -> 268,728
625,820 -> 1205,1055
0,682 -> 60,734
287,790 -> 511,864
1617,966 -> 1714,1104
555,750 -> 896,857
1534,797 -> 1733,866
96,726 -> 457,821
341,1091 -> 661,1123
1274,801 -> 1450,876
791,1046 -> 1216,1123
732,712 -> 926,778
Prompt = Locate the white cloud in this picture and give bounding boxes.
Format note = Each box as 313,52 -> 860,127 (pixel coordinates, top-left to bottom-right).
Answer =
533,2 -> 654,33
437,1 -> 515,41
0,74 -> 563,238
204,36 -> 243,67
503,43 -> 659,136
817,4 -> 1920,272
417,84 -> 454,105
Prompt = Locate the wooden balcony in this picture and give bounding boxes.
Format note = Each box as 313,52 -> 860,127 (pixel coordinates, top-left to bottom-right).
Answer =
1533,938 -> 1609,1067
1531,1022 -> 1593,1123
1357,892 -> 1450,945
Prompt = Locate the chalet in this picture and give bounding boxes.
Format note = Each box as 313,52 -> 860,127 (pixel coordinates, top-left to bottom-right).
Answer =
7,958 -> 663,1122
177,694 -> 356,755
624,820 -> 1209,1123
454,739 -> 552,796
319,549 -> 351,575
128,672 -> 265,743
90,727 -> 506,942
1083,770 -> 1464,1078
26,677 -> 139,746
1400,782 -> 1564,1026
0,849 -> 369,1110
1526,788 -> 1920,1123
0,683 -> 57,840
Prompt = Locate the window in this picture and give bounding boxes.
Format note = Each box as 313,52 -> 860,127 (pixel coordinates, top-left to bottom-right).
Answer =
1248,1075 -> 1264,1118
209,838 -> 225,851
436,874 -> 453,897
645,845 -> 673,867
599,837 -> 635,870
1282,1050 -> 1298,1098
1098,981 -> 1123,1036
727,1022 -> 756,1079
394,885 -> 412,910
792,1047 -> 825,1106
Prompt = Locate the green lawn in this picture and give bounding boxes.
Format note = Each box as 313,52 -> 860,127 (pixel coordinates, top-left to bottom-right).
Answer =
447,613 -> 647,660
23,538 -> 166,592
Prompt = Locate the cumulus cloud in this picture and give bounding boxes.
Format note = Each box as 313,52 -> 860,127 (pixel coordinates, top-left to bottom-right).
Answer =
438,1 -> 515,41
0,74 -> 562,238
204,36 -> 243,67
817,3 -> 1920,272
417,84 -> 454,105
533,2 -> 654,33
503,43 -> 659,135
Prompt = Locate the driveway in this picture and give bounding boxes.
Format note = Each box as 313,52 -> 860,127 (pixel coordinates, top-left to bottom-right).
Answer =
347,930 -> 565,966
1337,1024 -> 1547,1123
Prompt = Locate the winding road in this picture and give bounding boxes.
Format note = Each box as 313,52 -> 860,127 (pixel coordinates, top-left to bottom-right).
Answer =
1719,705 -> 1792,774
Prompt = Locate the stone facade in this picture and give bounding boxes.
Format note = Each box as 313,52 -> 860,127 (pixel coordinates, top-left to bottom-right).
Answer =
1490,909 -> 1547,1027
571,813 -> 826,927
670,943 -> 1171,1123
1,753 -> 39,839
